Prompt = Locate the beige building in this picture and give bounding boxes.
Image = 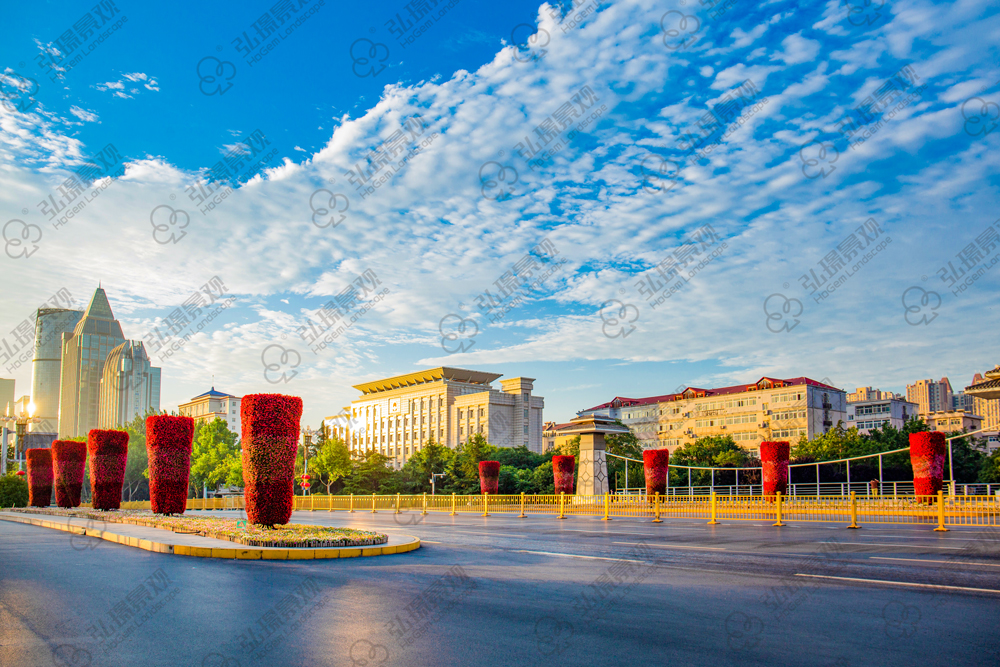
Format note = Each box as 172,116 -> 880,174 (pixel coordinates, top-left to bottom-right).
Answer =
906,378 -> 954,417
328,367 -> 544,468
924,410 -> 982,433
591,377 -> 845,454
847,387 -> 902,402
177,388 -> 242,438
969,369 -> 1000,432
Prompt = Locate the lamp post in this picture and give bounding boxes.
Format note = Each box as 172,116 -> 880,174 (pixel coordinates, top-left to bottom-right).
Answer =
300,426 -> 314,495
1,402 -> 43,474
430,472 -> 446,495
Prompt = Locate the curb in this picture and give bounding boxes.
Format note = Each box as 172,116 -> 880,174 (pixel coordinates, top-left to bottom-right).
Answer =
0,513 -> 420,560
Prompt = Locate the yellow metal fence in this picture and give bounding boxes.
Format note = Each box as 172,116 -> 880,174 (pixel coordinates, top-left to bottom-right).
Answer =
83,492 -> 1000,530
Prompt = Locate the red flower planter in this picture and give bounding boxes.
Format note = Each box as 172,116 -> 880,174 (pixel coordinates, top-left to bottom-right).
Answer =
241,393 -> 303,526
553,455 -> 575,495
479,461 -> 500,494
52,440 -> 87,508
87,429 -> 129,510
147,415 -> 195,515
760,441 -> 790,497
26,448 -> 53,507
643,449 -> 670,497
910,431 -> 946,500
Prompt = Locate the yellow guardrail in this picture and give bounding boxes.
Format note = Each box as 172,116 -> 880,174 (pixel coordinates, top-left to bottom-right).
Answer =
75,490 -> 999,530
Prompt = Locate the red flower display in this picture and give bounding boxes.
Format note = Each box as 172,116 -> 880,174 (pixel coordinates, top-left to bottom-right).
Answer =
52,440 -> 87,508
478,461 -> 500,494
910,431 -> 946,499
147,415 -> 195,515
643,449 -> 670,496
87,429 -> 129,510
241,393 -> 303,526
26,448 -> 53,507
760,441 -> 790,496
552,455 -> 575,495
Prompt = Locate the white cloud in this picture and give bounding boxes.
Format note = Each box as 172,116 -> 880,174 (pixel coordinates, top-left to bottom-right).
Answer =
771,33 -> 821,65
69,106 -> 99,123
94,72 -> 160,98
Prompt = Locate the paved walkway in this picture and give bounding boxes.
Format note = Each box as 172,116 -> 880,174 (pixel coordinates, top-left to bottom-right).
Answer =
0,510 -> 419,560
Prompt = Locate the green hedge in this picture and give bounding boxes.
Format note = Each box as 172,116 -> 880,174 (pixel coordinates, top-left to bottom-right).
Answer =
0,473 -> 29,508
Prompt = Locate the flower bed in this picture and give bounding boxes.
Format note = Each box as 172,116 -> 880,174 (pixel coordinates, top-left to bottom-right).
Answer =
553,455 -> 575,494
52,440 -> 87,508
760,441 -> 790,497
88,429 -> 129,510
9,507 -> 388,548
478,461 -> 500,495
643,449 -> 669,496
26,448 -> 54,507
147,415 -> 195,515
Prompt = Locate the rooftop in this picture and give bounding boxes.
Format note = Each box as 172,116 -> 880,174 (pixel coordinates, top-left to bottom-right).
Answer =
353,367 -> 503,395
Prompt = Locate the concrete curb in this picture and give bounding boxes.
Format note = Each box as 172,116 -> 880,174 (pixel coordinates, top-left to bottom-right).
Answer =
0,513 -> 420,560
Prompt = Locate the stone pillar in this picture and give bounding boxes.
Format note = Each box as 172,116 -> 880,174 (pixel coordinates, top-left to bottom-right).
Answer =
578,432 -> 608,496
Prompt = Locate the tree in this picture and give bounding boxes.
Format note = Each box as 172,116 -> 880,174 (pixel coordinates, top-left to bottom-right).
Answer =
398,439 -> 453,494
310,436 -> 352,494
121,412 -> 150,501
443,434 -> 499,494
189,418 -> 241,498
342,449 -> 399,494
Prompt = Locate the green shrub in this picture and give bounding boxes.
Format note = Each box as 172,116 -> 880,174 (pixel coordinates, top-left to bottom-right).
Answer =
0,473 -> 29,508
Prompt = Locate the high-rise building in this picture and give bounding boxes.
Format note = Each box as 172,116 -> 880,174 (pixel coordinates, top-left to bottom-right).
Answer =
30,308 -> 83,433
967,367 -> 1000,432
591,377 -> 846,453
98,341 -> 161,428
178,388 -> 242,438
328,367 -> 545,468
0,378 -> 14,417
906,378 -> 953,417
58,288 -> 127,438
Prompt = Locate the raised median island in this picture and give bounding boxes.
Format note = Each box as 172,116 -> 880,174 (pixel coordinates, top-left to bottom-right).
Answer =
8,507 -> 388,549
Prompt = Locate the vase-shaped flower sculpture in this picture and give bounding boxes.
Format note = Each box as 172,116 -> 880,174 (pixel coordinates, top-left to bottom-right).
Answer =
52,440 -> 87,508
87,429 -> 129,510
479,461 -> 500,495
147,415 -> 195,515
643,449 -> 670,497
26,448 -> 54,507
553,455 -> 575,495
910,431 -> 946,501
760,441 -> 790,497
242,393 -> 303,526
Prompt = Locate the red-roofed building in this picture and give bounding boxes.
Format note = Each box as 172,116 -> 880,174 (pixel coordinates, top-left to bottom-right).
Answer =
581,377 -> 846,453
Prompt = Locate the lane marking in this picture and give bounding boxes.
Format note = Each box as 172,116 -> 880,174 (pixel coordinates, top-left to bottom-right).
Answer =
612,541 -> 725,551
869,556 -> 1000,567
421,540 -> 442,544
794,573 -> 1000,594
853,534 -> 1000,542
836,542 -> 961,550
515,550 -> 647,563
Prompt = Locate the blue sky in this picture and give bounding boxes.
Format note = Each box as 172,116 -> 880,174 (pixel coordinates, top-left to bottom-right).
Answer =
1,0 -> 999,430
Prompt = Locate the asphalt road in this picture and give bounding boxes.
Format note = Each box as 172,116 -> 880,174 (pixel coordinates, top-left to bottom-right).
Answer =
1,509 -> 998,667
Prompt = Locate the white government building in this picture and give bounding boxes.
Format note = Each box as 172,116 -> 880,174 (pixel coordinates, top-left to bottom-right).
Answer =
326,367 -> 545,469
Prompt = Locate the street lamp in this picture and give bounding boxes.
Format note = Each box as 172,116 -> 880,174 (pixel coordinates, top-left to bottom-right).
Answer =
430,472 -> 446,495
300,426 -> 314,495
1,401 -> 43,474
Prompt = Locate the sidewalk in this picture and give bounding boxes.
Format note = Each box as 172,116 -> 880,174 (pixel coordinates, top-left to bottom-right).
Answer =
0,511 -> 419,560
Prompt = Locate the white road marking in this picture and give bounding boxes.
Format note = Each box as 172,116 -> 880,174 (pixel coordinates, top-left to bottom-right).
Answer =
836,542 -> 962,550
612,541 -> 725,550
869,556 -> 1000,567
794,573 -> 1000,594
515,550 -> 647,563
